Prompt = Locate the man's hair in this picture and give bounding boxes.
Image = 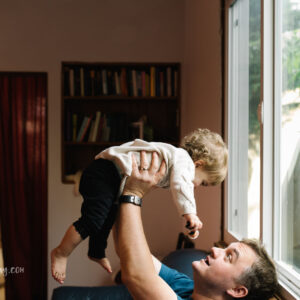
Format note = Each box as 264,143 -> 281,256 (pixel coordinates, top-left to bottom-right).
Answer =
181,128 -> 228,185
236,239 -> 279,300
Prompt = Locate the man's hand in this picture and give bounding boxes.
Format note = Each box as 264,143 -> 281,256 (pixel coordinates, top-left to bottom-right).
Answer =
123,151 -> 166,198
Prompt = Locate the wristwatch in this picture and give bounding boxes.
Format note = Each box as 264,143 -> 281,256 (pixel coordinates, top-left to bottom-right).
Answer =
119,195 -> 142,206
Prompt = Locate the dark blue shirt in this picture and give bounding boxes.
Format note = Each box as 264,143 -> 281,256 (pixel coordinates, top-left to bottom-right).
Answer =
159,263 -> 194,299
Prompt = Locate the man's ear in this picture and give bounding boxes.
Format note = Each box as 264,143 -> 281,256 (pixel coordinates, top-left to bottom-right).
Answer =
226,285 -> 248,298
194,160 -> 205,168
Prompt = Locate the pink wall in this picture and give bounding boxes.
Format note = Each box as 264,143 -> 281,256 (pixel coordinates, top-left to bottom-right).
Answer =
0,0 -> 223,298
183,0 -> 223,250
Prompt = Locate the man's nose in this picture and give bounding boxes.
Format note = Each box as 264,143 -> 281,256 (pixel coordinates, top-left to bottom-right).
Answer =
211,247 -> 222,258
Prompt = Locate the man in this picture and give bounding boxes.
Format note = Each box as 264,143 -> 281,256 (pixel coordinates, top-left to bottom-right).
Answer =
114,151 -> 279,299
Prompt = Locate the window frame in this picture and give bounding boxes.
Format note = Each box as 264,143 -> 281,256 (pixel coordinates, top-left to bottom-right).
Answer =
223,0 -> 300,298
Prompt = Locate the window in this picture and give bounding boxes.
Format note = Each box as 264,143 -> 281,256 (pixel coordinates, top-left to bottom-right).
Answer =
226,0 -> 300,298
227,0 -> 261,239
273,0 -> 300,295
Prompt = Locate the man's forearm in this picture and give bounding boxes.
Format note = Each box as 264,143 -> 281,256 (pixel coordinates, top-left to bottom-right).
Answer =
116,202 -> 156,284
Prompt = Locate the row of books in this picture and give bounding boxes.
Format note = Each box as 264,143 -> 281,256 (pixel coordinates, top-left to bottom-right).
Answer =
63,66 -> 179,98
65,111 -> 142,143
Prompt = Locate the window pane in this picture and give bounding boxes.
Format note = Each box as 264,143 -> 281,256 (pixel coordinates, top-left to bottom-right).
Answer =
280,0 -> 300,274
247,0 -> 261,238
227,0 -> 261,238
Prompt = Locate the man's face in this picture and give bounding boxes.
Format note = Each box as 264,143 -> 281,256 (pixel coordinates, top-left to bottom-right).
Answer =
192,242 -> 257,296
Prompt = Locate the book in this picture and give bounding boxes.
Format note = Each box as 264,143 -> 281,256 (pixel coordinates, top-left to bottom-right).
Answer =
159,70 -> 164,97
65,111 -> 72,141
97,113 -> 105,141
76,115 -> 92,142
84,68 -> 92,97
90,70 -> 95,96
137,71 -> 142,96
114,71 -> 121,95
145,72 -> 150,96
167,67 -> 172,97
88,120 -> 95,142
69,69 -> 74,97
100,114 -> 110,142
74,67 -> 81,96
80,67 -> 84,97
95,70 -> 102,96
155,68 -> 160,97
141,71 -> 146,97
102,69 -> 108,95
132,70 -> 138,97
120,68 -> 128,96
107,70 -> 115,95
174,70 -> 178,96
150,66 -> 156,96
72,113 -> 77,141
90,111 -> 101,142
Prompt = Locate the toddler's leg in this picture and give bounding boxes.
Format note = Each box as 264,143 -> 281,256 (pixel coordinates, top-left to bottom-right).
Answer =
51,225 -> 82,284
88,203 -> 118,273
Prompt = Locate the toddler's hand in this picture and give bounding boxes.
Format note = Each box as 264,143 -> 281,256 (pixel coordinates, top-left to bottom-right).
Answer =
183,214 -> 203,239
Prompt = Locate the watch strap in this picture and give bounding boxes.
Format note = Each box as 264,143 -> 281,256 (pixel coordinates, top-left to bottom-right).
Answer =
119,195 -> 142,206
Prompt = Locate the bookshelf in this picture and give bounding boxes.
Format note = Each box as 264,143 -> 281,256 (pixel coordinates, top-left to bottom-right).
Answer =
61,62 -> 181,183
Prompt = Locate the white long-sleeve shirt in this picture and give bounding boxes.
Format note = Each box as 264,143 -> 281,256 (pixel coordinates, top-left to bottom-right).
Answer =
95,139 -> 196,216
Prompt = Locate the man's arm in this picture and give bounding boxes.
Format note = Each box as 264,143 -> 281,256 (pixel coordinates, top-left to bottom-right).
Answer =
115,151 -> 178,300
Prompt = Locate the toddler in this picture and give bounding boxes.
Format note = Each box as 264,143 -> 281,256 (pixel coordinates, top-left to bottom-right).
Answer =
51,128 -> 228,284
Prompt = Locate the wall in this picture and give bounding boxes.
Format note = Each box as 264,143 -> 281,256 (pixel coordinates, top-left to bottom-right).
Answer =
182,0 -> 223,250
0,0 -> 222,298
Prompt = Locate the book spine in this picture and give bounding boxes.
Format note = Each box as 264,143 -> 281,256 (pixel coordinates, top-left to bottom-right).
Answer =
72,113 -> 77,141
76,117 -> 88,142
141,71 -> 146,97
91,111 -> 101,142
174,70 -> 178,96
150,67 -> 156,96
145,72 -> 150,96
88,120 -> 95,142
69,69 -> 74,97
115,71 -> 121,95
80,67 -> 84,97
120,68 -> 128,96
90,70 -> 95,96
137,71 -> 142,97
102,69 -> 108,95
95,70 -> 102,96
79,115 -> 92,142
167,67 -> 172,97
160,71 -> 164,97
132,70 -> 137,97
155,68 -> 160,97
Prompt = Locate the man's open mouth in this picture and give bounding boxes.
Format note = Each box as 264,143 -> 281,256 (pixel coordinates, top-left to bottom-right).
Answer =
204,256 -> 210,266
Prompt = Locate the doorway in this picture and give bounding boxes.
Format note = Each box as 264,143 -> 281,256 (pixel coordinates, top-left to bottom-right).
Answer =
0,73 -> 47,300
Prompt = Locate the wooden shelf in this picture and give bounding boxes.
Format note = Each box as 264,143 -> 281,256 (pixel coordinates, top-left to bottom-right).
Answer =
63,96 -> 178,101
61,61 -> 181,183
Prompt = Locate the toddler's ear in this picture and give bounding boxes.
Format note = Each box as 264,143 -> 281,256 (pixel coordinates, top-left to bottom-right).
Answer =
194,160 -> 205,168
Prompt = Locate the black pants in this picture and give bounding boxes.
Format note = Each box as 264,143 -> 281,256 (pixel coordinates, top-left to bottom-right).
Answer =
73,159 -> 121,259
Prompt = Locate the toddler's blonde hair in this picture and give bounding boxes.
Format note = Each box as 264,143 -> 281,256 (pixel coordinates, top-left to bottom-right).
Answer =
181,128 -> 228,185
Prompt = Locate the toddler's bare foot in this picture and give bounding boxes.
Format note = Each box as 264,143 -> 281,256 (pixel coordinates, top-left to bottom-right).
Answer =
89,256 -> 112,273
51,248 -> 68,284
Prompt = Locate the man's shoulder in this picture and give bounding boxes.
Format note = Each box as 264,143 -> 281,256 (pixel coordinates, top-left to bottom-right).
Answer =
159,263 -> 194,299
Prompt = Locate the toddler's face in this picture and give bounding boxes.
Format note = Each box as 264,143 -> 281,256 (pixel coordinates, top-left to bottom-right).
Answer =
193,165 -> 210,187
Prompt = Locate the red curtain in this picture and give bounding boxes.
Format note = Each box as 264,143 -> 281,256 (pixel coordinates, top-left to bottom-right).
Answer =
0,73 -> 47,300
